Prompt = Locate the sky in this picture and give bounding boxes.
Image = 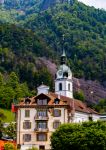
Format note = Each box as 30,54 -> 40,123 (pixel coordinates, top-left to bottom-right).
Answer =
78,0 -> 106,9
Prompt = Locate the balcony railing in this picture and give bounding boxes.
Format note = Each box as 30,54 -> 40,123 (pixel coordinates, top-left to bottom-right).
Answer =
34,115 -> 49,120
34,128 -> 49,132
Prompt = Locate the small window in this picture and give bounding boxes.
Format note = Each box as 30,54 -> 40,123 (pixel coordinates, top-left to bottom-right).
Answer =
53,109 -> 61,117
53,121 -> 61,129
23,121 -> 31,129
59,83 -> 62,91
37,133 -> 47,141
37,99 -> 47,105
54,98 -> 59,104
68,83 -> 70,91
25,98 -> 31,104
37,121 -> 47,129
23,134 -> 31,142
37,110 -> 47,117
25,110 -> 30,117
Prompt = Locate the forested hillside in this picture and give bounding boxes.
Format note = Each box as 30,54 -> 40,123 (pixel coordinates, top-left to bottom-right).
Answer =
0,23 -> 54,89
1,0 -> 106,84
0,0 -> 106,107
24,2 -> 106,85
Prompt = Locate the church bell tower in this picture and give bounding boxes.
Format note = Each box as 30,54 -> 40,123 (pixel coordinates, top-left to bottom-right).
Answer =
55,37 -> 73,98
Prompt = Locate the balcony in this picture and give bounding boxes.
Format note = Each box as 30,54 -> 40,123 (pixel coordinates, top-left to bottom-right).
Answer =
34,115 -> 49,120
34,128 -> 49,132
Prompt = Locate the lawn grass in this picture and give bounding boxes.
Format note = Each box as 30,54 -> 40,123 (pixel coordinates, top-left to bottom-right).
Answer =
0,108 -> 15,123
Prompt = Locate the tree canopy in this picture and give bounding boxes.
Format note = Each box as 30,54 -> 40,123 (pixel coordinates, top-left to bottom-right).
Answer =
51,121 -> 106,150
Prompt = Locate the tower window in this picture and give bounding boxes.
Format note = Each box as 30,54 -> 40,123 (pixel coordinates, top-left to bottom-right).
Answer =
63,72 -> 68,77
59,83 -> 62,91
68,83 -> 70,91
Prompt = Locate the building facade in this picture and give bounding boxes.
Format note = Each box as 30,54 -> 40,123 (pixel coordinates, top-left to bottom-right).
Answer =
15,51 -> 100,150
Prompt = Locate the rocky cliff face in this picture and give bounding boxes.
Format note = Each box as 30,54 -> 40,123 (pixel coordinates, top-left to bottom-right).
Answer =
73,78 -> 106,104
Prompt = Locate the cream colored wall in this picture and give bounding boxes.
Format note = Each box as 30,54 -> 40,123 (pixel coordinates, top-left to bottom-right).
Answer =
17,107 -> 68,149
17,107 -> 100,150
48,108 -> 68,132
17,108 -> 36,145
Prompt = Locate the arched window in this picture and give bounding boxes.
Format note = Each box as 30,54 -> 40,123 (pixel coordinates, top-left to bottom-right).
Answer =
59,83 -> 62,91
68,83 -> 70,91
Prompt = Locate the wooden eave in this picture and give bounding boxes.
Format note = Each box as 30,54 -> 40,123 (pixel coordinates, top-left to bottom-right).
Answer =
14,104 -> 68,109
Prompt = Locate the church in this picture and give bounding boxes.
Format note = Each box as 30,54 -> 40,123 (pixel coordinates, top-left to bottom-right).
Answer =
15,50 -> 100,150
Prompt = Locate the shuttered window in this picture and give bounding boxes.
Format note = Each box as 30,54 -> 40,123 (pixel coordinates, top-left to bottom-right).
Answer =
37,133 -> 47,141
23,134 -> 31,142
53,109 -> 61,117
53,121 -> 61,129
25,110 -> 30,117
23,121 -> 31,129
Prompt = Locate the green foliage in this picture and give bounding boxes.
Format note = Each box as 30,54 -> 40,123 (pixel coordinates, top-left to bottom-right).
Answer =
24,2 -> 106,84
0,109 -> 14,122
74,90 -> 85,101
4,142 -> 16,150
94,99 -> 106,113
0,111 -> 6,139
51,121 -> 106,150
0,72 -> 31,109
4,123 -> 16,140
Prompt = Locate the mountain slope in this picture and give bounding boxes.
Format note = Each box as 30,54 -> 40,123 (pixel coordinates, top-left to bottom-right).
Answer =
23,2 -> 106,85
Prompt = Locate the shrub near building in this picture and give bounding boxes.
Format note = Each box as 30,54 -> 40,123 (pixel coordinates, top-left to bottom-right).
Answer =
51,121 -> 106,150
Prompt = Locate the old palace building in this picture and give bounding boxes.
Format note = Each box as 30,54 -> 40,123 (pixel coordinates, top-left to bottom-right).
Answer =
15,50 -> 100,150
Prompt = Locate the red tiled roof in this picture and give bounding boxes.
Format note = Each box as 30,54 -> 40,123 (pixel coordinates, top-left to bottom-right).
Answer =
16,92 -> 98,114
49,92 -> 99,114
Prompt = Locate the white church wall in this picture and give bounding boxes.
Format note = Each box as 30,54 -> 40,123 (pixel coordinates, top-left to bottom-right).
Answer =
70,111 -> 89,123
92,114 -> 100,121
55,80 -> 73,98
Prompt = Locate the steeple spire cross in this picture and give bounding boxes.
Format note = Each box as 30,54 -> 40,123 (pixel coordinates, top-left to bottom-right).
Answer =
62,34 -> 66,57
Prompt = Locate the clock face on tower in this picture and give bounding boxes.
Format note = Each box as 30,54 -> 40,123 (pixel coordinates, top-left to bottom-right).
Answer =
58,70 -> 63,76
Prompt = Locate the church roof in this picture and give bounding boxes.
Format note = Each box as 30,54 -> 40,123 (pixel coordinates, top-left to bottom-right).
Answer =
49,92 -> 98,114
16,92 -> 98,115
37,84 -> 49,89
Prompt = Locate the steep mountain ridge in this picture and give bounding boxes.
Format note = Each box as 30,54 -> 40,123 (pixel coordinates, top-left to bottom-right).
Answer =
0,0 -> 106,104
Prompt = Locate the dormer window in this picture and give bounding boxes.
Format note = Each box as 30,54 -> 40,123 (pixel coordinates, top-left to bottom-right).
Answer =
25,98 -> 31,104
37,99 -> 47,105
54,98 -> 59,104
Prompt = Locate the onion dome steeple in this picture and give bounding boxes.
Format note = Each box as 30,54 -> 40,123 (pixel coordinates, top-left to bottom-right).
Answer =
55,35 -> 73,98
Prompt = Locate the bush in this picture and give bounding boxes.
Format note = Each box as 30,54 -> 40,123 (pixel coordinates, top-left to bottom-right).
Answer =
51,121 -> 106,150
4,142 -> 16,150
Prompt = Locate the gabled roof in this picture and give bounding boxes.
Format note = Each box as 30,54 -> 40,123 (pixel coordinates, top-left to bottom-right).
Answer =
16,92 -> 98,114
